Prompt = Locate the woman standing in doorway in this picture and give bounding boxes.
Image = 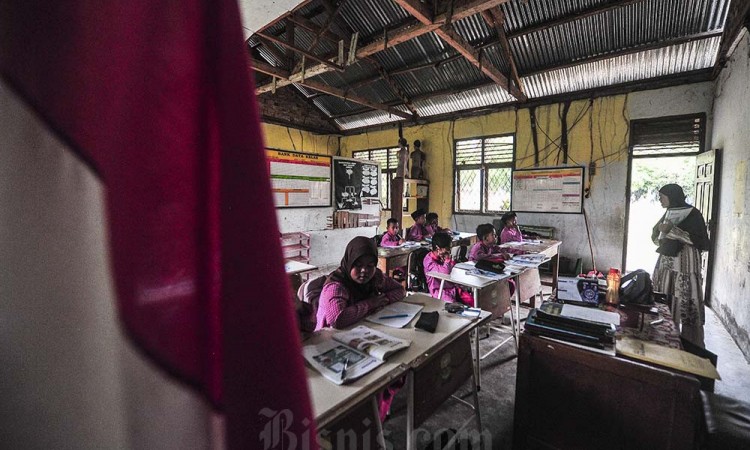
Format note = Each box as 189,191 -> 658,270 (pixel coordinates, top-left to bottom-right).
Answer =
652,184 -> 710,348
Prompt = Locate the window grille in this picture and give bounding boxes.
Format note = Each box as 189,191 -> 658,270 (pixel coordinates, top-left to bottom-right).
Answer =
454,135 -> 515,213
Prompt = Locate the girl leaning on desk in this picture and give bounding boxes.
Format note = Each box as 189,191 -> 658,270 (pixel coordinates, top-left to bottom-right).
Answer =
315,236 -> 406,422
651,184 -> 710,349
315,236 -> 405,330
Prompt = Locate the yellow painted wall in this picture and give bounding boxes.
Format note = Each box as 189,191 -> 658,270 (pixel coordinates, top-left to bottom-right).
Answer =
261,122 -> 339,155
339,95 -> 630,227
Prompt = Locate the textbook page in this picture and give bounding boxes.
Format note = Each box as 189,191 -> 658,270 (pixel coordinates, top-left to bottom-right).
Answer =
333,325 -> 411,361
303,340 -> 383,385
365,302 -> 423,328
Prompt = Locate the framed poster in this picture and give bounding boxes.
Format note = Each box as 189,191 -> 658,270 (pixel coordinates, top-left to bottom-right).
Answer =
266,149 -> 332,208
511,166 -> 585,214
333,157 -> 380,210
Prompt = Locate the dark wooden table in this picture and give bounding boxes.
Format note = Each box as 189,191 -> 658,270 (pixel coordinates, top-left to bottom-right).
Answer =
513,301 -> 701,449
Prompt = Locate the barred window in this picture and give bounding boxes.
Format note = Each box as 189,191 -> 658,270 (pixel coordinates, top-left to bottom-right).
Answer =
353,147 -> 399,209
454,135 -> 515,213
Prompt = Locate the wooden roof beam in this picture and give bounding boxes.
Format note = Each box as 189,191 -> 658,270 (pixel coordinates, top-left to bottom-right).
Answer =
255,0 -> 510,93
393,0 -> 525,101
256,31 -> 345,72
250,59 -> 413,120
481,8 -> 524,96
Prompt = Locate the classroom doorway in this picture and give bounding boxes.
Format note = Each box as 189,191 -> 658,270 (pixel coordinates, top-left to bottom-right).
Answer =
625,155 -> 697,273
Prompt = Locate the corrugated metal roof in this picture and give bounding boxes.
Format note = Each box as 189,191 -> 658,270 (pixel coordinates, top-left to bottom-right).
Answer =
521,37 -> 721,97
254,0 -> 731,132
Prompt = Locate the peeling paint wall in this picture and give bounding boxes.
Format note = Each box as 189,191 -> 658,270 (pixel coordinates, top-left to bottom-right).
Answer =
339,86 -> 713,273
710,30 -> 750,361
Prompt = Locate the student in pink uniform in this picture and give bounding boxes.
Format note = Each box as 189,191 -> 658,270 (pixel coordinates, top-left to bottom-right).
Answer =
406,208 -> 429,241
380,218 -> 404,247
316,236 -> 405,330
315,236 -> 406,421
425,212 -> 452,236
499,211 -> 523,243
468,223 -> 511,262
424,233 -> 473,305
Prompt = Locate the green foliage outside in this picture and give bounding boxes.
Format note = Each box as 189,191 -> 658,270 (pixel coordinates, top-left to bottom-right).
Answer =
630,157 -> 696,202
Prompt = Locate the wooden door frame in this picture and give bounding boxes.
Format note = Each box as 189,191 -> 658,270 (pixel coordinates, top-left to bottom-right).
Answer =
695,149 -> 721,306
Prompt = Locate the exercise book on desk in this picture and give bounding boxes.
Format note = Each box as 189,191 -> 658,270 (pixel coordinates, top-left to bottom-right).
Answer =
365,302 -> 423,328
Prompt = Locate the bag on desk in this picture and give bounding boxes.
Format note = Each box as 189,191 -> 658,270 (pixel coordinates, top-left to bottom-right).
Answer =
475,259 -> 505,274
619,269 -> 654,305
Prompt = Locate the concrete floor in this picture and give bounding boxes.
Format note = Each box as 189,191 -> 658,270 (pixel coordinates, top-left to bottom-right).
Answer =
704,306 -> 750,399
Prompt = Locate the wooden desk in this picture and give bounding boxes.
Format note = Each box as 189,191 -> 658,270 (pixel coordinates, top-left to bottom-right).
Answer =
377,245 -> 421,275
304,294 -> 492,450
284,260 -> 317,276
285,260 -> 317,296
452,232 -> 477,247
513,305 -> 701,450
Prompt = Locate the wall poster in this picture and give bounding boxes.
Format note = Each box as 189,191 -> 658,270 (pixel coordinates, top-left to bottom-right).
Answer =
266,149 -> 332,208
333,157 -> 380,210
511,166 -> 585,214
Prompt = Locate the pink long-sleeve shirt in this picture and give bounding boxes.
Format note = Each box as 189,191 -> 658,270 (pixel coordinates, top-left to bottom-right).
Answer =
500,226 -> 523,243
423,252 -> 460,302
315,270 -> 405,330
406,223 -> 429,241
380,231 -> 402,247
468,241 -> 505,262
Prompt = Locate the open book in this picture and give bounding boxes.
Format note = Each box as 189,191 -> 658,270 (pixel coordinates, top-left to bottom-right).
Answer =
334,325 -> 411,361
365,302 -> 423,328
303,326 -> 410,385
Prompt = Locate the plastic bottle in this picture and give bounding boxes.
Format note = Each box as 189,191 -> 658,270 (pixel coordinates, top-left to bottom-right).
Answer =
605,268 -> 621,305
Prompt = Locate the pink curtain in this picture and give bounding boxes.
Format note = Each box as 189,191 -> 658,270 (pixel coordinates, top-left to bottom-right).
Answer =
0,1 -> 316,447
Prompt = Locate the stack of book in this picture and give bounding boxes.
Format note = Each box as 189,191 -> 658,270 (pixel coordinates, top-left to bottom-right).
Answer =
524,301 -> 619,350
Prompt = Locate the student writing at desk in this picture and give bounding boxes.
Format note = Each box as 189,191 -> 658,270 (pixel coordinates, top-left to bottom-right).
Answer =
380,218 -> 404,247
424,233 -> 473,305
315,236 -> 406,422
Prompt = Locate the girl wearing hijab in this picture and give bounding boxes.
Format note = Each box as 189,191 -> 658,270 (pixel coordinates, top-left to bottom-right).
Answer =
651,184 -> 710,348
316,236 -> 405,330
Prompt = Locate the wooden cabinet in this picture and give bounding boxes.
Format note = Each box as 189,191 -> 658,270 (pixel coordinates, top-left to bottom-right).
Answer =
280,232 -> 311,263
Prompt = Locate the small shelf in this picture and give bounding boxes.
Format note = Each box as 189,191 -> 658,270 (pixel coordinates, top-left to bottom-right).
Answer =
280,232 -> 311,264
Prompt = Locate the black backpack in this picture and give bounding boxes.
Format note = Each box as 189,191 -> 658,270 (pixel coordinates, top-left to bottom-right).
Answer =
619,269 -> 654,305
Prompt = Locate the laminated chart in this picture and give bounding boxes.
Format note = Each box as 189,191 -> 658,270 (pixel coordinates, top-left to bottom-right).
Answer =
266,149 -> 332,207
511,166 -> 584,214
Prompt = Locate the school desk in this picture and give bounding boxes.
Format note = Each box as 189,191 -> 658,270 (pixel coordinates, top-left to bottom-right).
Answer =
285,260 -> 318,296
303,293 -> 492,450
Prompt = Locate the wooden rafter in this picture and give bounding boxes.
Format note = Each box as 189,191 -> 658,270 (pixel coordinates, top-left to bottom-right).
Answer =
393,0 -> 525,101
256,31 -> 344,71
329,29 -> 724,120
307,0 -> 349,55
286,21 -> 296,68
287,13 -> 341,43
255,0 -> 510,93
481,8 -> 523,96
368,60 -> 419,117
251,58 -> 413,120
